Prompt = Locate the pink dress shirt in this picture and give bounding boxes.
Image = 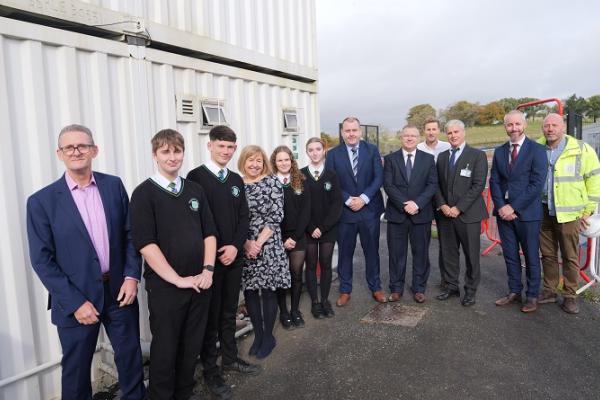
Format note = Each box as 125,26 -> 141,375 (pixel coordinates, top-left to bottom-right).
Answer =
65,173 -> 110,274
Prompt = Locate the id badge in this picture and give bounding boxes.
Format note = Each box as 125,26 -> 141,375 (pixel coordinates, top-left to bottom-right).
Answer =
460,168 -> 472,178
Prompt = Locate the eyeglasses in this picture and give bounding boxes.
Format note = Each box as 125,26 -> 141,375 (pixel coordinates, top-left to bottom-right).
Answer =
59,144 -> 95,155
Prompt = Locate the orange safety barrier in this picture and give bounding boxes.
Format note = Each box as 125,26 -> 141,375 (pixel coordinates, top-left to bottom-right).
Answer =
481,187 -> 501,256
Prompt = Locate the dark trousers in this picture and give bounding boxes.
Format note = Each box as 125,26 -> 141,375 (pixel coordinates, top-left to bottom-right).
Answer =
437,216 -> 481,294
387,220 -> 431,294
57,282 -> 145,400
337,218 -> 382,293
201,260 -> 242,376
497,218 -> 542,299
147,285 -> 211,400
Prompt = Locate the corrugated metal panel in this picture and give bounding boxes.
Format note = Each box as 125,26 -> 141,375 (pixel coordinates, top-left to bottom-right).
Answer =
75,0 -> 318,68
0,16 -> 318,399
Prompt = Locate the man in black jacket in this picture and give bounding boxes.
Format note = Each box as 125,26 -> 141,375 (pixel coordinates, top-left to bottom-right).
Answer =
187,126 -> 261,400
383,125 -> 438,303
435,120 -> 488,306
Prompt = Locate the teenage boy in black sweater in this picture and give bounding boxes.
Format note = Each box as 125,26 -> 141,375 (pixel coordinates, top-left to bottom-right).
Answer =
187,126 -> 261,399
130,129 -> 217,400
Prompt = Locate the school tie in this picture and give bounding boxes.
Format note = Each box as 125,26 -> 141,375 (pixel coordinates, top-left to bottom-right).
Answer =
351,147 -> 358,177
283,177 -> 288,184
217,169 -> 226,181
406,153 -> 413,182
167,181 -> 178,194
509,144 -> 518,171
314,170 -> 320,181
449,147 -> 458,170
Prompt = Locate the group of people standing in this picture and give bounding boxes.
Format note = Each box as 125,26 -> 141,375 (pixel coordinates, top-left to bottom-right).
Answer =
25,108 -> 600,400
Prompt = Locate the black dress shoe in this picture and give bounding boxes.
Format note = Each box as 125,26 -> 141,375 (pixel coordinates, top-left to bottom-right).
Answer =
291,311 -> 305,328
311,302 -> 325,319
204,373 -> 233,399
436,289 -> 460,301
322,300 -> 335,318
222,357 -> 262,376
461,293 -> 476,307
279,312 -> 293,330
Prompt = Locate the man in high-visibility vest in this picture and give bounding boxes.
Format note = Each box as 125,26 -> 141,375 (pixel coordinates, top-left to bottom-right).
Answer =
537,113 -> 600,314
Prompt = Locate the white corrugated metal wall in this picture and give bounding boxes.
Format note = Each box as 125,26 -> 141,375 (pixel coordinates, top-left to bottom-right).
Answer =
0,1 -> 318,398
79,0 -> 317,69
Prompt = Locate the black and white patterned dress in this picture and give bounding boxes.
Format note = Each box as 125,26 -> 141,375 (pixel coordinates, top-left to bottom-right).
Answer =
243,175 -> 290,291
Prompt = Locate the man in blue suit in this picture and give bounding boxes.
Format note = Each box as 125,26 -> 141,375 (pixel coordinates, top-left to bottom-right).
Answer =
384,125 -> 437,303
490,111 -> 548,313
325,116 -> 386,306
26,124 -> 145,400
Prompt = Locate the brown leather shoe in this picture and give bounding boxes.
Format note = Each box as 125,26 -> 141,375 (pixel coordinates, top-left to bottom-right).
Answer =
336,293 -> 351,307
388,292 -> 402,302
495,293 -> 522,306
520,298 -> 538,313
561,298 -> 580,314
414,293 -> 426,303
372,291 -> 387,303
538,290 -> 557,304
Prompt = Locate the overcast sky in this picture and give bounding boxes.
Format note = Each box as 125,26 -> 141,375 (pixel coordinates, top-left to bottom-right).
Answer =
316,0 -> 600,134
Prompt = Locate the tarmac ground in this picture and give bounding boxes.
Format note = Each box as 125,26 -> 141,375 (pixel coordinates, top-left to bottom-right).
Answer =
216,223 -> 600,400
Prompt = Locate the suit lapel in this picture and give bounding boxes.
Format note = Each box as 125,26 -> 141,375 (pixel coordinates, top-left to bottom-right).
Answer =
397,150 -> 408,182
55,175 -> 95,249
340,144 -> 356,182
356,141 -> 368,181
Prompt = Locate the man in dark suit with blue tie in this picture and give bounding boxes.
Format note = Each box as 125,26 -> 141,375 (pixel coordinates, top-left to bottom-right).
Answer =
435,120 -> 488,306
26,124 -> 144,400
490,110 -> 547,313
325,116 -> 386,306
383,125 -> 438,303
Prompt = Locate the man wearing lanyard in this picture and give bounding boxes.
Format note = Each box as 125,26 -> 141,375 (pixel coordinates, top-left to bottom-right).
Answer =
434,120 -> 488,306
537,113 -> 600,314
490,110 -> 547,313
26,124 -> 144,400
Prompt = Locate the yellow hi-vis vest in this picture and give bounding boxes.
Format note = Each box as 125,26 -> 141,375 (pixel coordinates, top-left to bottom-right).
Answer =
538,135 -> 600,223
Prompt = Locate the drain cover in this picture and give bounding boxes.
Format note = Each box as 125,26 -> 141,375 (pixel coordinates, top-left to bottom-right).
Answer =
360,303 -> 428,327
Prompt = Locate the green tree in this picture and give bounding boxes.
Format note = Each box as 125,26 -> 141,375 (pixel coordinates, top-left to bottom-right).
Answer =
564,93 -> 588,115
497,98 -> 520,113
406,104 -> 436,130
587,95 -> 600,122
444,101 -> 480,127
477,101 -> 505,125
320,132 -> 339,148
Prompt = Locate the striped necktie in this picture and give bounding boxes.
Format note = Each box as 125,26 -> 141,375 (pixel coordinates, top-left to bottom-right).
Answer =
217,169 -> 226,181
351,147 -> 358,177
167,181 -> 178,194
314,170 -> 320,180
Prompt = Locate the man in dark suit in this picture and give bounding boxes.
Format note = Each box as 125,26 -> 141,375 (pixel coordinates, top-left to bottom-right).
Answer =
384,125 -> 438,303
490,110 -> 547,313
325,116 -> 385,306
26,124 -> 144,400
435,119 -> 488,306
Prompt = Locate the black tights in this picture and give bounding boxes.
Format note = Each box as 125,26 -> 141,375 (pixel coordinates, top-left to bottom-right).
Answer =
277,250 -> 306,315
305,241 -> 335,304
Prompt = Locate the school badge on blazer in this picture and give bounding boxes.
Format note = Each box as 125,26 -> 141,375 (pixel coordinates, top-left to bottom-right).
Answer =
189,198 -> 200,211
324,181 -> 332,191
231,186 -> 241,197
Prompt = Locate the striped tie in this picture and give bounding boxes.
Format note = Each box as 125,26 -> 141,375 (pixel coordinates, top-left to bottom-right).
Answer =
217,169 -> 225,181
167,181 -> 178,194
314,170 -> 320,180
351,147 -> 358,177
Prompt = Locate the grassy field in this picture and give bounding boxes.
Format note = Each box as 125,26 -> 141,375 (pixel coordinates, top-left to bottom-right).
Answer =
466,120 -> 543,147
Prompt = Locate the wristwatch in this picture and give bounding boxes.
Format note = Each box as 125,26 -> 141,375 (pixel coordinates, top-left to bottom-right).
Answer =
203,265 -> 215,272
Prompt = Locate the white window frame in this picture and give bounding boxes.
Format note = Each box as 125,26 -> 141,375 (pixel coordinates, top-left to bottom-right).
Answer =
201,98 -> 228,127
283,108 -> 299,133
